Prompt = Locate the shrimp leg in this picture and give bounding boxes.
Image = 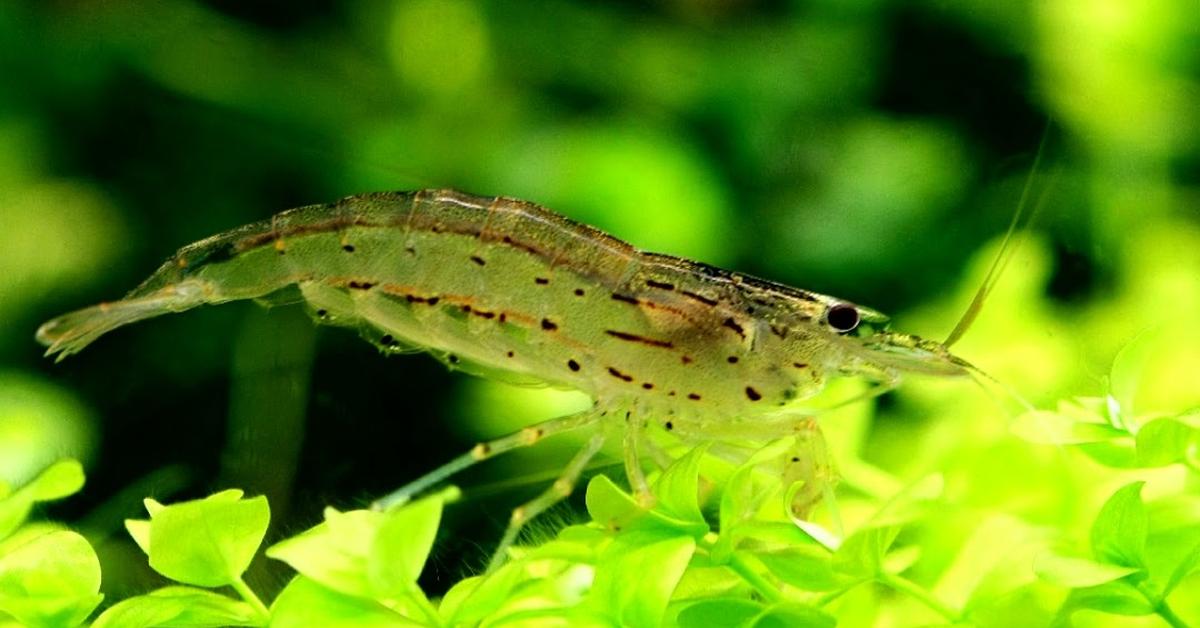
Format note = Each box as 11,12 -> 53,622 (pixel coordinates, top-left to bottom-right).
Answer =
490,432 -> 607,571
372,408 -> 602,510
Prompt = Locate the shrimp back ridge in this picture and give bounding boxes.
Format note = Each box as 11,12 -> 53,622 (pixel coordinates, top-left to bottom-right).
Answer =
37,189 -> 967,419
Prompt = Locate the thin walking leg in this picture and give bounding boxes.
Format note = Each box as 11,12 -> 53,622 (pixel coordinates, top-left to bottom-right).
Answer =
783,417 -> 837,519
372,409 -> 600,511
623,413 -> 654,507
488,432 -> 607,572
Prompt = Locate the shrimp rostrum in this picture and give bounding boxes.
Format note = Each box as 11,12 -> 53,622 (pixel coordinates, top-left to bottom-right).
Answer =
37,190 -> 979,568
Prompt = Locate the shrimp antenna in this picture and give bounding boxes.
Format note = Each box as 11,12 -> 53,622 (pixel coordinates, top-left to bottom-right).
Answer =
943,125 -> 1055,348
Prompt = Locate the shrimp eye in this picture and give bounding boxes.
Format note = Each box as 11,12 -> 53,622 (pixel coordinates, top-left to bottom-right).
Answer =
827,303 -> 860,333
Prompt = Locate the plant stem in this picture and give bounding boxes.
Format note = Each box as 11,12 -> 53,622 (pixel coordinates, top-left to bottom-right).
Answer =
728,551 -> 783,604
231,575 -> 271,621
1157,601 -> 1189,628
877,572 -> 960,624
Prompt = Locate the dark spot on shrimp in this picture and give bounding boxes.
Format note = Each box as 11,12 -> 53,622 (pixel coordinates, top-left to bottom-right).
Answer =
316,309 -> 328,317
541,318 -> 558,331
793,362 -> 808,370
646,279 -> 675,290
473,310 -> 496,319
642,382 -> 654,389
499,312 -> 507,323
470,255 -> 486,266
405,245 -> 416,255
665,421 -> 674,431
680,290 -> 718,306
611,293 -> 640,305
574,288 -> 585,297
342,244 -> 356,253
448,354 -> 460,364
727,356 -> 739,364
605,330 -> 673,349
535,277 -> 550,285
722,317 -> 746,338
791,456 -> 800,463
770,325 -> 788,339
745,386 -> 762,401
380,334 -> 398,346
507,351 -> 515,358
607,366 -> 634,382
348,280 -> 375,290
567,359 -> 580,371
681,355 -> 693,364
687,393 -> 702,400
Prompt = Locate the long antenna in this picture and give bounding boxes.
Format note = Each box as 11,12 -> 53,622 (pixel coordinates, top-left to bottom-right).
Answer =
943,125 -> 1054,348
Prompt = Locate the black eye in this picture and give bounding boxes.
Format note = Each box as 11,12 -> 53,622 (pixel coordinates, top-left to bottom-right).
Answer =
827,303 -> 860,333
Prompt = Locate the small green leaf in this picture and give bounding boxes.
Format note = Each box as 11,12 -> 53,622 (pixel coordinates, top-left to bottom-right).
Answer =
21,460 -> 85,502
751,603 -> 837,628
266,508 -> 383,599
1163,539 -> 1200,596
588,531 -> 695,627
584,475 -> 702,537
1057,580 -> 1155,618
1135,418 -> 1198,467
135,491 -> 269,588
125,519 -> 151,555
270,576 -> 417,627
91,586 -> 260,628
0,529 -> 103,627
675,598 -> 762,627
832,525 -> 900,578
1110,329 -> 1159,423
1011,411 -> 1127,444
1090,482 -> 1147,570
756,547 -> 845,591
1033,553 -> 1140,587
368,497 -> 442,599
653,444 -> 709,525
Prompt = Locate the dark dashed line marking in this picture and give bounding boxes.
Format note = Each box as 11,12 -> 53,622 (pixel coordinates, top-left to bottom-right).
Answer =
567,359 -> 581,372
535,277 -> 550,285
646,279 -> 675,290
404,294 -> 440,305
722,317 -> 746,338
611,293 -> 640,305
470,255 -> 486,266
793,362 -> 808,369
604,330 -> 674,349
348,281 -> 376,290
745,386 -> 762,401
680,290 -> 718,306
473,310 -> 496,319
607,367 -> 634,382
541,318 -> 559,331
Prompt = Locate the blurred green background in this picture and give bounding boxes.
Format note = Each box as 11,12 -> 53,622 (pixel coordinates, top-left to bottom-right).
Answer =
1,0 -> 1198,612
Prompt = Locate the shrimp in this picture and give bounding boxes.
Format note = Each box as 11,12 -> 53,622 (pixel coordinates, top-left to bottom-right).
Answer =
36,189 -> 996,569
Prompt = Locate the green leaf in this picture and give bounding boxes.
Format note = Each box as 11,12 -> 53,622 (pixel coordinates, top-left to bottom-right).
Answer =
832,525 -> 900,578
1057,580 -> 1155,618
1033,553 -> 1140,587
1162,538 -> 1200,596
91,586 -> 260,628
368,497 -> 442,599
1010,410 -> 1128,444
21,460 -> 85,501
1110,328 -> 1159,423
756,547 -> 845,591
267,508 -> 383,599
130,491 -> 270,588
0,529 -> 103,627
1090,482 -> 1147,570
584,475 -> 703,537
588,531 -> 695,627
653,444 -> 709,525
270,577 -> 418,628
751,603 -> 837,628
1136,418 -> 1198,467
675,598 -> 762,627
0,460 -> 86,542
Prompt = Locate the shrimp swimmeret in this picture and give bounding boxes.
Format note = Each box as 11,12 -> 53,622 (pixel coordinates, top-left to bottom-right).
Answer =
37,189 -> 992,568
